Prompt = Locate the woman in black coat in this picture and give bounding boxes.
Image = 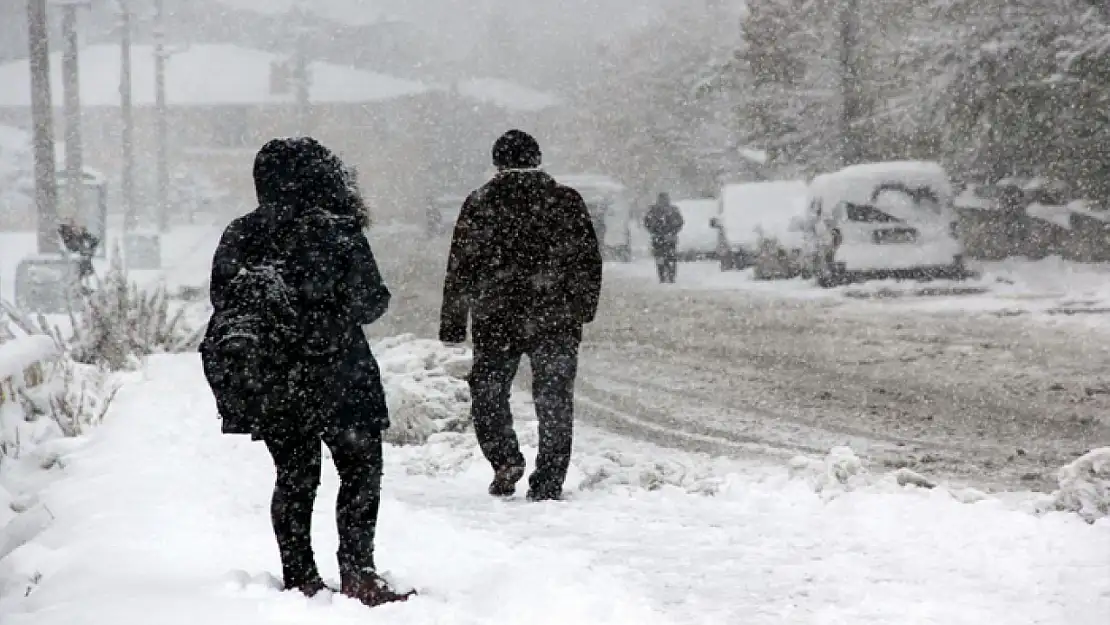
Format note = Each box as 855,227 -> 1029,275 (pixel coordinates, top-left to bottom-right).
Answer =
206,137 -> 411,607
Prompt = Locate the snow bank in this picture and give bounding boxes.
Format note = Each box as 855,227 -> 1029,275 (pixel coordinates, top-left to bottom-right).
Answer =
375,335 -> 472,445
0,335 -> 58,384
788,446 -> 870,495
1051,448 -> 1110,523
0,357 -> 119,592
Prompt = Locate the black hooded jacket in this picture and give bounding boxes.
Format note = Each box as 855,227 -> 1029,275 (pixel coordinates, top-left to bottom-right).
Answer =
206,138 -> 391,438
440,168 -> 603,347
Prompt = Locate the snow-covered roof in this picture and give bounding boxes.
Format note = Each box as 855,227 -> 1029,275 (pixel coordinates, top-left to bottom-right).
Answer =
453,78 -> 561,112
0,43 -> 429,108
212,0 -> 400,27
719,180 -> 809,250
810,161 -> 954,209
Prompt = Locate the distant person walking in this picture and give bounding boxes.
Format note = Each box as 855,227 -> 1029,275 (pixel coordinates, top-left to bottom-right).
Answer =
643,192 -> 684,283
201,137 -> 412,607
439,129 -> 603,502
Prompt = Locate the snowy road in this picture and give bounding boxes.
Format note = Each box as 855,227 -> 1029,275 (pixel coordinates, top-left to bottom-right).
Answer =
371,235 -> 1110,492
2,354 -> 1106,624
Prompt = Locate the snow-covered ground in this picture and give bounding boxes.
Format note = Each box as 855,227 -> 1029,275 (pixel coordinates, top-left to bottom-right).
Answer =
609,257 -> 1110,324
1,340 -> 1108,625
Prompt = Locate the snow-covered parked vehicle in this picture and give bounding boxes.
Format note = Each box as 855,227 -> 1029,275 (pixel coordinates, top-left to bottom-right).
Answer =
710,180 -> 809,271
674,198 -> 719,261
803,161 -> 966,287
552,173 -> 632,261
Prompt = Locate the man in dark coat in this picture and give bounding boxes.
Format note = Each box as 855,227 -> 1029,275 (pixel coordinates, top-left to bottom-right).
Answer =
205,137 -> 411,607
439,130 -> 603,502
643,192 -> 684,283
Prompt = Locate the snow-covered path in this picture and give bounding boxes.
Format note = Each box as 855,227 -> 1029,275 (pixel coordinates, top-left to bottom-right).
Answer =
2,354 -> 1108,624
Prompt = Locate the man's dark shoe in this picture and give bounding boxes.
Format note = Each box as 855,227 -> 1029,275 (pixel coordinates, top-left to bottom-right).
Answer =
488,465 -> 526,497
341,571 -> 416,607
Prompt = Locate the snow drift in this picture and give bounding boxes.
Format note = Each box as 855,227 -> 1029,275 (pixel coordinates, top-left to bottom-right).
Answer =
1051,447 -> 1110,523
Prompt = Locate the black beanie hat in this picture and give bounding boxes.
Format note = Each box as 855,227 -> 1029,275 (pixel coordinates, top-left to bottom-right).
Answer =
492,129 -> 542,169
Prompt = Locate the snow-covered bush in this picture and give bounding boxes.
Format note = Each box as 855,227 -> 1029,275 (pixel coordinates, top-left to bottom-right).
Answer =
752,236 -> 806,281
1051,448 -> 1110,523
2,358 -> 118,465
68,260 -> 195,369
0,355 -> 117,600
3,258 -> 198,371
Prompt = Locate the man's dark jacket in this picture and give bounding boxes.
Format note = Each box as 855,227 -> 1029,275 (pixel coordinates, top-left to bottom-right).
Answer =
206,138 -> 391,438
643,201 -> 685,250
439,170 -> 603,347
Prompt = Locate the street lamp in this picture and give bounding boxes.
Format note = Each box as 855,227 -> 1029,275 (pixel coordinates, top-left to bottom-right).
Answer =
290,0 -> 314,134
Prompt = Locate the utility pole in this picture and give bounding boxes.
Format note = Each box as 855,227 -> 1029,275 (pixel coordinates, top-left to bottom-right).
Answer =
838,0 -> 861,167
154,0 -> 169,232
59,1 -> 87,233
118,0 -> 136,232
27,0 -> 58,254
292,2 -> 311,134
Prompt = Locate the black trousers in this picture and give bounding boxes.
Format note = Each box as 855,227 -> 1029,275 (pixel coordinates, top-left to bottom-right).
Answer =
469,328 -> 581,497
653,242 -> 678,283
264,425 -> 382,587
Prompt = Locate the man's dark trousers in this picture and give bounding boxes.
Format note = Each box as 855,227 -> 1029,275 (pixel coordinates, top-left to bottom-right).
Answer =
653,241 -> 678,283
468,327 -> 581,498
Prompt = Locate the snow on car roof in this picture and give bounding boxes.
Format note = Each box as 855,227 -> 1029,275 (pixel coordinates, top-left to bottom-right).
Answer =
0,44 -> 429,107
810,161 -> 953,208
719,180 -> 808,250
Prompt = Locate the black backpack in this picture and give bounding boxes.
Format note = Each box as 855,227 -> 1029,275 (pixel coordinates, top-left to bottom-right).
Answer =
201,255 -> 301,435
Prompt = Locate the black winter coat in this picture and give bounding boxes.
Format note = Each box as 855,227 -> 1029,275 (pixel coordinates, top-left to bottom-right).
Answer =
439,170 -> 603,348
643,201 -> 684,249
208,140 -> 391,439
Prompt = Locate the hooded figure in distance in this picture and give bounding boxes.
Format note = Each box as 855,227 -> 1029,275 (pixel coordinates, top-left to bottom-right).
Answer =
203,137 -> 412,607
439,130 -> 603,502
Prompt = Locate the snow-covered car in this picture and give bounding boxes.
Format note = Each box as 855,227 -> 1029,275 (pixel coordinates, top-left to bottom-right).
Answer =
674,198 -> 719,261
710,180 -> 809,271
552,173 -> 633,262
803,161 -> 965,287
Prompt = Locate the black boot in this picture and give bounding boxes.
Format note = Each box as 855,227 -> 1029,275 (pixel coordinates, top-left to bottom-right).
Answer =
488,464 -> 525,497
341,570 -> 416,607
